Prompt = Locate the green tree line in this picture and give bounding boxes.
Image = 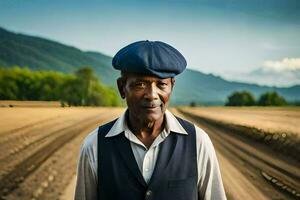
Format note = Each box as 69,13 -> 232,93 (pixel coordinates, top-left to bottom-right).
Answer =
0,66 -> 121,106
225,90 -> 290,106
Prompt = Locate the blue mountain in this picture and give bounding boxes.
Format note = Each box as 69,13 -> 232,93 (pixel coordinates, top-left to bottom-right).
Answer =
0,27 -> 299,105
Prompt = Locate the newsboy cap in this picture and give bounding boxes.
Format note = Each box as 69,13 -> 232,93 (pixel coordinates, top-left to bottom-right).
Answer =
112,40 -> 187,78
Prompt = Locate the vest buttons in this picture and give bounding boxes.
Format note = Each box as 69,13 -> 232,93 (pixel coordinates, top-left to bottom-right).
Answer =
145,190 -> 153,199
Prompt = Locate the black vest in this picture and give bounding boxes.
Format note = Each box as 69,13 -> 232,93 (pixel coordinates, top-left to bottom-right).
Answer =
97,116 -> 198,200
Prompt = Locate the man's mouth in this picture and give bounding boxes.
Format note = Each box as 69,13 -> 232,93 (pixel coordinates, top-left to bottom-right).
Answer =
140,102 -> 162,110
144,106 -> 159,109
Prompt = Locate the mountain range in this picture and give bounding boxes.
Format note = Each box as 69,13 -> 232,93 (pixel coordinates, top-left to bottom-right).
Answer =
0,27 -> 299,105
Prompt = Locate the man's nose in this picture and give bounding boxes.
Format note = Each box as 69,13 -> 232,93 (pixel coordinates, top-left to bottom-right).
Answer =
144,84 -> 159,100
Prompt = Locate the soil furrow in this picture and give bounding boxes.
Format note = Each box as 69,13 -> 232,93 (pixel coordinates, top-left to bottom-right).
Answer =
176,108 -> 300,200
0,110 -> 116,199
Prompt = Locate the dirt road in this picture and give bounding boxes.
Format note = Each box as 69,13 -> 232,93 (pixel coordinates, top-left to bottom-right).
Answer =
0,107 -> 124,200
1,106 -> 299,199
172,108 -> 300,200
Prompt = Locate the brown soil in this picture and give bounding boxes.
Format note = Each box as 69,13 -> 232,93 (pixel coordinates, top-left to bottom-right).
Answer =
0,107 -> 124,200
172,108 -> 300,200
2,105 -> 299,200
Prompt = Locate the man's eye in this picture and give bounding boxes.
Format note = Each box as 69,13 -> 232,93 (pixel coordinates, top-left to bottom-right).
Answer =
135,82 -> 146,88
158,82 -> 168,88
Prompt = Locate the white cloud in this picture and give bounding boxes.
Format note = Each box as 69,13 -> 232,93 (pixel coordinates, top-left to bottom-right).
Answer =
221,58 -> 300,87
262,57 -> 300,72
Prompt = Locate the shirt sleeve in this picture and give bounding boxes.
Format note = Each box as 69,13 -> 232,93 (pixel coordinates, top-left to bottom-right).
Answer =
195,126 -> 227,200
74,132 -> 98,200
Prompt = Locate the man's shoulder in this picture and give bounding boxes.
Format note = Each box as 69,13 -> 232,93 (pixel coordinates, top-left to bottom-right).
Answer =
192,124 -> 216,156
81,127 -> 98,152
174,116 -> 207,136
194,125 -> 211,143
81,119 -> 118,150
97,119 -> 118,137
175,116 -> 211,144
174,115 -> 193,126
173,116 -> 214,156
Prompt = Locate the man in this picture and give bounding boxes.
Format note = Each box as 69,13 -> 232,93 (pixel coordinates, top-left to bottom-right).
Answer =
75,40 -> 226,200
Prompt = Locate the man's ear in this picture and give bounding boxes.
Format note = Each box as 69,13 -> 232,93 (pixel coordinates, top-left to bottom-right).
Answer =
117,78 -> 126,99
171,78 -> 175,89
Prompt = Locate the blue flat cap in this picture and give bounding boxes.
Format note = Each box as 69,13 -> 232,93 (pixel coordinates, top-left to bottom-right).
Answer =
112,40 -> 187,78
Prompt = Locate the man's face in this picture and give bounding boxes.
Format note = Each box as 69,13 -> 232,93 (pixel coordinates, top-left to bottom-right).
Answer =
117,73 -> 174,123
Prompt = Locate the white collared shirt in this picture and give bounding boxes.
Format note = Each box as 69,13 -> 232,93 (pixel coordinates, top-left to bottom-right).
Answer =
75,110 -> 226,200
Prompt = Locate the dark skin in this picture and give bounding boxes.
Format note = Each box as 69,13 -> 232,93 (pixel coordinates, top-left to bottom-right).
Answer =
117,73 -> 175,149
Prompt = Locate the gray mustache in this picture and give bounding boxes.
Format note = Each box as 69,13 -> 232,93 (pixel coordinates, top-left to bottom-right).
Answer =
140,101 -> 162,107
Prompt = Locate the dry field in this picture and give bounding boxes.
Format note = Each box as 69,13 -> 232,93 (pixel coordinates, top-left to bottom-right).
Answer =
0,100 -> 61,107
178,106 -> 300,137
178,106 -> 300,161
1,102 -> 299,200
172,107 -> 300,199
0,104 -> 125,200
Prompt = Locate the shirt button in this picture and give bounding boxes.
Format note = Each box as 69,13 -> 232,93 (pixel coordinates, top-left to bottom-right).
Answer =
145,168 -> 149,172
145,190 -> 152,198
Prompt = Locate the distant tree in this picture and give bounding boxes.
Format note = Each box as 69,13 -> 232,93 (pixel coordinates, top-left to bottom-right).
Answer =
0,68 -> 18,99
290,101 -> 300,106
257,91 -> 287,106
74,67 -> 121,106
0,66 -> 121,106
60,76 -> 83,106
225,91 -> 256,106
75,67 -> 95,105
190,101 -> 196,107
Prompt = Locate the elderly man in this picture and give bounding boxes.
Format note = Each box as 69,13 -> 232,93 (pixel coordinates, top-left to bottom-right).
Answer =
75,41 -> 226,200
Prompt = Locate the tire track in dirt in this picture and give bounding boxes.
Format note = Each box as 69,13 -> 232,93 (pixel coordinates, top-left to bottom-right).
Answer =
173,108 -> 299,200
0,108 -> 122,200
0,109 -> 94,155
0,110 -> 109,177
5,108 -> 124,200
0,116 -> 57,137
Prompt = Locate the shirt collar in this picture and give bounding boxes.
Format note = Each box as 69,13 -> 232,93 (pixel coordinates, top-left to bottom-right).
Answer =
105,109 -> 188,137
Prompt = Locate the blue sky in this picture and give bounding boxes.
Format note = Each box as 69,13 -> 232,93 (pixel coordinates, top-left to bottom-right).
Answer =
0,0 -> 299,87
